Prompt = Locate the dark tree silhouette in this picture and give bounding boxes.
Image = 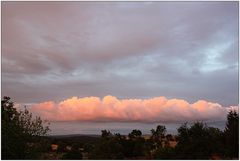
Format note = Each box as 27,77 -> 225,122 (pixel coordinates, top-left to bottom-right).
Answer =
128,129 -> 145,158
101,129 -> 112,139
128,129 -> 142,139
174,122 -> 224,159
224,110 -> 239,159
1,96 -> 50,159
89,130 -> 124,159
151,125 -> 166,149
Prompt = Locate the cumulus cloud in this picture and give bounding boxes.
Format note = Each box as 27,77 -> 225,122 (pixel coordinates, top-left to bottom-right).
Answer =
30,95 -> 234,122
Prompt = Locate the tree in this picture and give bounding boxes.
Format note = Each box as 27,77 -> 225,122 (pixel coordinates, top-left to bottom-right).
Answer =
151,125 -> 166,149
206,127 -> 224,156
101,130 -> 112,139
89,130 -> 124,159
128,129 -> 142,139
128,129 -> 145,158
175,122 -> 223,159
1,96 -> 50,159
224,110 -> 239,158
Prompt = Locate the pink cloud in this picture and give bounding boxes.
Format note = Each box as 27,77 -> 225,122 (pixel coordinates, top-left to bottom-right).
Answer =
30,95 -> 235,122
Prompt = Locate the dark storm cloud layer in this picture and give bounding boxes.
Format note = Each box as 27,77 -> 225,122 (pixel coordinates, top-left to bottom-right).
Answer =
2,2 -> 238,106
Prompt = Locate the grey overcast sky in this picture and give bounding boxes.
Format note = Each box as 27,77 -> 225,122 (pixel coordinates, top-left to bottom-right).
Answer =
2,1 -> 238,107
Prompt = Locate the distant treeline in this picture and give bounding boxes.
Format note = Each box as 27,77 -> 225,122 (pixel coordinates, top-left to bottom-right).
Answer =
2,96 -> 239,159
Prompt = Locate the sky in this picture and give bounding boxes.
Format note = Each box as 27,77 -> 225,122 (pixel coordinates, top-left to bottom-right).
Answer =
2,2 -> 239,124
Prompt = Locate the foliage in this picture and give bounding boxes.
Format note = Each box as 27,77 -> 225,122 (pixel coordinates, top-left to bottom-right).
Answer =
90,129 -> 147,159
18,107 -> 50,137
101,129 -> 112,139
224,110 -> 239,158
90,130 -> 124,159
154,147 -> 176,159
128,129 -> 146,157
1,96 -> 50,159
128,129 -> 142,139
174,122 -> 224,159
151,125 -> 166,149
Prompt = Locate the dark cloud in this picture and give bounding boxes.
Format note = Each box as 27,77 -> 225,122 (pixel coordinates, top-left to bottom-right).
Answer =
2,2 -> 238,107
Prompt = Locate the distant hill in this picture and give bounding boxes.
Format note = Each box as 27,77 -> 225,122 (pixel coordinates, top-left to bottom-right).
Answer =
46,134 -> 101,145
48,134 -> 100,138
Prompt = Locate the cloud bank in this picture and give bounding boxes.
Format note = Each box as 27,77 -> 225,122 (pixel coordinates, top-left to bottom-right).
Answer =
30,95 -> 236,122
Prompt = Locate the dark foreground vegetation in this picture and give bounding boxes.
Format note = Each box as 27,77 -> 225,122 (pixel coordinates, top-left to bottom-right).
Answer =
2,96 -> 239,159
